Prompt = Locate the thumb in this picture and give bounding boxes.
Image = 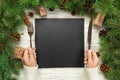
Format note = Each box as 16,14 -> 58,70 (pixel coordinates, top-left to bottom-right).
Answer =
32,48 -> 36,59
87,50 -> 92,63
28,48 -> 34,59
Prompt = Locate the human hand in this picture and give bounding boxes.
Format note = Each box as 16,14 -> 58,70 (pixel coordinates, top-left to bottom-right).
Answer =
84,50 -> 99,68
22,48 -> 37,67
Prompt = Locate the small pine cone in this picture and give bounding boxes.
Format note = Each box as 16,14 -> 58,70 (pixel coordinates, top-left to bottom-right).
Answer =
60,0 -> 68,10
71,10 -> 77,16
100,64 -> 110,73
28,12 -> 34,17
10,33 -> 21,42
99,29 -> 107,37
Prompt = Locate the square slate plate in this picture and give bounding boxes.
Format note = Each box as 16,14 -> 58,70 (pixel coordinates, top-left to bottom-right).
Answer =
35,18 -> 84,68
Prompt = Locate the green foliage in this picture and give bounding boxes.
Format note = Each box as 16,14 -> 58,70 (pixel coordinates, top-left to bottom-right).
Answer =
93,0 -> 117,15
41,0 -> 59,9
0,0 -> 39,80
0,0 -> 120,80
18,0 -> 39,8
100,34 -> 120,79
100,10 -> 120,79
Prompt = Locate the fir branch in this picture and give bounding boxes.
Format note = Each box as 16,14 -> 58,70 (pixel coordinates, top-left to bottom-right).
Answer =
93,0 -> 117,15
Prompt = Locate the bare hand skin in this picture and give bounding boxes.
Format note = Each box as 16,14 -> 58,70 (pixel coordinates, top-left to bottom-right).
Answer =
22,48 -> 37,67
84,50 -> 99,68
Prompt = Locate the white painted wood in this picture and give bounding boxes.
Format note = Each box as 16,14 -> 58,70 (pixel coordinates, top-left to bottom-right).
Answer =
17,9 -> 105,80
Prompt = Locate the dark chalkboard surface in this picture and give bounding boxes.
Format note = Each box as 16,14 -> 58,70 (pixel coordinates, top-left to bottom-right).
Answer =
35,18 -> 84,68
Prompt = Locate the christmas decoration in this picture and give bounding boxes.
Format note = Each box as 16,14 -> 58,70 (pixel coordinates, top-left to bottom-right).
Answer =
71,10 -> 77,16
100,64 -> 110,73
99,29 -> 107,37
93,13 -> 105,27
60,0 -> 68,10
23,16 -> 32,26
10,33 -> 21,42
38,6 -> 47,17
14,47 -> 25,59
28,12 -> 34,17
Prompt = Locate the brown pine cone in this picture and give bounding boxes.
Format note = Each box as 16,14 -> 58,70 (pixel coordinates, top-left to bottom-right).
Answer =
100,64 -> 110,73
28,12 -> 34,17
71,10 -> 77,16
10,33 -> 21,42
99,29 -> 107,37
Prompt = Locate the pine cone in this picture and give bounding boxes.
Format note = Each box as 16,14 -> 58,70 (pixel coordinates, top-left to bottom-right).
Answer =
71,10 -> 77,16
99,29 -> 107,37
100,64 -> 110,73
60,0 -> 68,10
28,12 -> 34,17
10,33 -> 21,42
